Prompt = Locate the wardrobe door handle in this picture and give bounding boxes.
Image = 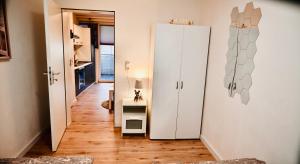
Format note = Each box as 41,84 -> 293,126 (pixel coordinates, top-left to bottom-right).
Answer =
176,81 -> 179,89
181,81 -> 183,89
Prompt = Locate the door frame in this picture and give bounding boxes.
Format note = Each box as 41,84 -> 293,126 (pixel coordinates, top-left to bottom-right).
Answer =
60,8 -> 116,126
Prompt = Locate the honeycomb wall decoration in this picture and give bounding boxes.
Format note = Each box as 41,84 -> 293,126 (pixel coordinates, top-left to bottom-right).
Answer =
224,2 -> 262,105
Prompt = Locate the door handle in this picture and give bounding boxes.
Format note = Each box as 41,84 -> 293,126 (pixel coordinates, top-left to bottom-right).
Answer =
176,81 -> 179,89
44,67 -> 59,85
52,72 -> 60,82
43,71 -> 60,76
52,72 -> 61,76
181,81 -> 183,89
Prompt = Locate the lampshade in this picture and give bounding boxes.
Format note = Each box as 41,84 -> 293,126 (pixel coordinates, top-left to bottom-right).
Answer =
134,80 -> 143,89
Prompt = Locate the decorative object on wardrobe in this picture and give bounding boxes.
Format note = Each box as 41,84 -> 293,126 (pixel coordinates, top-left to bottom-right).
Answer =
169,19 -> 194,25
149,24 -> 210,139
134,80 -> 143,102
0,0 -> 10,60
224,2 -> 261,105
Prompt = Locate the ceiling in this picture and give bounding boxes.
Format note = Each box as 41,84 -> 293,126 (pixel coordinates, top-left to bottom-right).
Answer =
72,10 -> 115,26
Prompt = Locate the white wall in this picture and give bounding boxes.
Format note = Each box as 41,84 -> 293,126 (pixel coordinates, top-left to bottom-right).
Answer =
62,11 -> 75,126
199,0 -> 300,163
55,0 -> 203,127
0,0 -> 49,157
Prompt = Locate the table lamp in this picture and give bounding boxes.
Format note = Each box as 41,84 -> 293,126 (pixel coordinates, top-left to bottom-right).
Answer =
134,80 -> 143,102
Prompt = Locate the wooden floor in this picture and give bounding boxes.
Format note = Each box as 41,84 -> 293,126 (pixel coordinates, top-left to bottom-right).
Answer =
26,83 -> 214,163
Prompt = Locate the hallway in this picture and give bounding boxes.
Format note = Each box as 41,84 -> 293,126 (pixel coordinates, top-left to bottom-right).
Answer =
71,83 -> 114,123
26,83 -> 214,163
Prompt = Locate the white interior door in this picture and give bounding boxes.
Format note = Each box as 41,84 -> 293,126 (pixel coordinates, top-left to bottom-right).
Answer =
176,26 -> 210,139
43,0 -> 67,151
150,24 -> 183,139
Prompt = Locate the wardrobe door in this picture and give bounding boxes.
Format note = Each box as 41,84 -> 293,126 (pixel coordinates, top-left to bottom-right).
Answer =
176,26 -> 210,139
150,24 -> 183,139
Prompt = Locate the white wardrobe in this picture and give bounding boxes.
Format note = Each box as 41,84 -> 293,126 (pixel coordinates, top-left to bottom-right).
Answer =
149,24 -> 210,139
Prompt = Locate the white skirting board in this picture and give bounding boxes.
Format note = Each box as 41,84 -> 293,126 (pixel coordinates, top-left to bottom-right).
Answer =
16,128 -> 47,157
200,135 -> 223,160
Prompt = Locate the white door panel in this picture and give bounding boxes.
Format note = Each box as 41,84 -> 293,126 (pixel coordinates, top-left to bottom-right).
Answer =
176,26 -> 210,139
150,24 -> 183,139
43,0 -> 66,151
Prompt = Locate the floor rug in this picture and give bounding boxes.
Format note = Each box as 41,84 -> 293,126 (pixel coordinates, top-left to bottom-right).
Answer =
101,100 -> 113,110
0,156 -> 93,164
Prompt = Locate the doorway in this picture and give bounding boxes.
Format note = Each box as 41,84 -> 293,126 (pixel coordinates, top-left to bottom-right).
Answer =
61,9 -> 115,126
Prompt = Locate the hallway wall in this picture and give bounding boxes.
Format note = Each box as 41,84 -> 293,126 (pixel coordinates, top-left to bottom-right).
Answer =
0,0 -> 49,157
198,0 -> 300,163
55,0 -> 204,127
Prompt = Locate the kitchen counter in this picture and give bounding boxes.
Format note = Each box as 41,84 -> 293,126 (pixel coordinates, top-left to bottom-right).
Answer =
74,61 -> 92,70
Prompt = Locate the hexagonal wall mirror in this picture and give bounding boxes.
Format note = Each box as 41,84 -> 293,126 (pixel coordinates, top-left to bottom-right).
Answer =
224,2 -> 262,105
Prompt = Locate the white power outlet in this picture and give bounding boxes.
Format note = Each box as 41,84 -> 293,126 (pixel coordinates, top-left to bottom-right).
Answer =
125,61 -> 130,71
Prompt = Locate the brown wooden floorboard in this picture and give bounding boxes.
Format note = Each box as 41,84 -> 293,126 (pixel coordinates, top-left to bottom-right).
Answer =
25,83 -> 215,163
